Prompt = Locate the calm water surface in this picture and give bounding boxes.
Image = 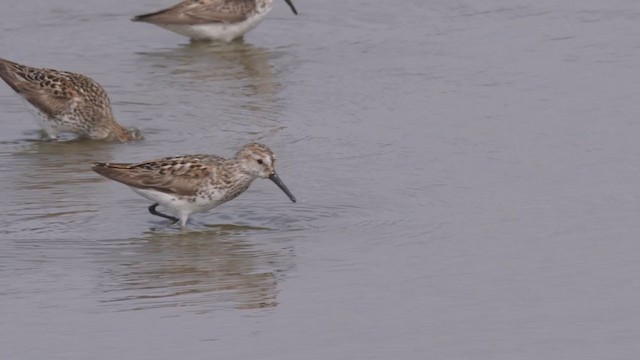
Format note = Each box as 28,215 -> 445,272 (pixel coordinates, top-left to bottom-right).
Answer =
2,0 -> 640,359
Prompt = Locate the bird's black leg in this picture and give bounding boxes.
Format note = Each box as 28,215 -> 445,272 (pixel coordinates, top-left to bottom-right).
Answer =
148,203 -> 179,224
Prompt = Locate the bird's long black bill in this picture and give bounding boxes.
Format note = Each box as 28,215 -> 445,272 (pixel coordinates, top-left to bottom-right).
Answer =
270,172 -> 296,203
284,0 -> 298,15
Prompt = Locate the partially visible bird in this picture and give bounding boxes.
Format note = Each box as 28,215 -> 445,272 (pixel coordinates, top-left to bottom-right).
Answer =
131,0 -> 298,42
0,58 -> 141,142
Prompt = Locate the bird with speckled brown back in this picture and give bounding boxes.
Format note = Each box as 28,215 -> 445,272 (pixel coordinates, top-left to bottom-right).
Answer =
0,58 -> 142,142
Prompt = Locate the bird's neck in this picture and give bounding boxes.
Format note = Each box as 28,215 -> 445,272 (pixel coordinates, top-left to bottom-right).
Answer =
109,121 -> 139,143
223,160 -> 257,183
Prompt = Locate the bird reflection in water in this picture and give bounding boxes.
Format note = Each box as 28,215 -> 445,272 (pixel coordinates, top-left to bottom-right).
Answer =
95,228 -> 295,312
136,40 -> 283,118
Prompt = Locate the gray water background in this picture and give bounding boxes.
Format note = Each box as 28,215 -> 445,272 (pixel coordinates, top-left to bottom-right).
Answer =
1,0 -> 640,359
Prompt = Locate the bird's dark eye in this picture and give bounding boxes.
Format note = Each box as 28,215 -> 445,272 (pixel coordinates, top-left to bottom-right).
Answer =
257,159 -> 264,164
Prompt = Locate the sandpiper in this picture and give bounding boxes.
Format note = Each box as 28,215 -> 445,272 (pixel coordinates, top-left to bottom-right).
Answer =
92,142 -> 296,228
0,58 -> 141,142
131,0 -> 298,42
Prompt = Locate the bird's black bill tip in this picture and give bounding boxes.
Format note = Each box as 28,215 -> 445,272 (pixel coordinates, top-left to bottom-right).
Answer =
91,162 -> 106,172
269,172 -> 296,203
284,0 -> 298,15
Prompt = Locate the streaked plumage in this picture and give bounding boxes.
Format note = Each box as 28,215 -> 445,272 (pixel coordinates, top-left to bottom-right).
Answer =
0,58 -> 141,142
92,143 -> 296,228
132,0 -> 298,42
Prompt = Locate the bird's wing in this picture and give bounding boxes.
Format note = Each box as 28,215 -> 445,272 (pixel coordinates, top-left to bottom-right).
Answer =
92,155 -> 224,196
0,58 -> 87,116
131,0 -> 255,25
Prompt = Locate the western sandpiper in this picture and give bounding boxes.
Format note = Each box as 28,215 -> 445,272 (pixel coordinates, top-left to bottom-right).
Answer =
92,142 -> 296,228
0,58 -> 142,142
131,0 -> 298,42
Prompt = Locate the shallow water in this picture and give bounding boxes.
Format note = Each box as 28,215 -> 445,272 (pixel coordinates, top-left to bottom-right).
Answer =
2,0 -> 640,358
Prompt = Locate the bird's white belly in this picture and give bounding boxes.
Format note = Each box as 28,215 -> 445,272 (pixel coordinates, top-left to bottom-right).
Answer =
162,10 -> 272,41
131,187 -> 224,216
